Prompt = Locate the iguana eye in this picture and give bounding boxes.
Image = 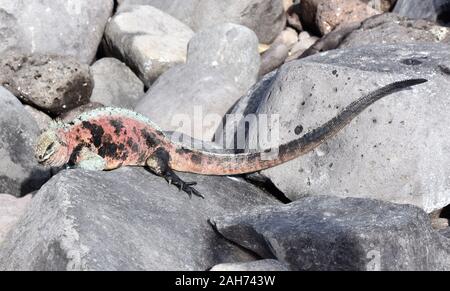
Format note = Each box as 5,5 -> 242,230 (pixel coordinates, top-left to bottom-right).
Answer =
45,142 -> 56,154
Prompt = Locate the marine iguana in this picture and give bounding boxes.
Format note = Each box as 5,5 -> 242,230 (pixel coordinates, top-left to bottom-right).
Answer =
35,79 -> 427,198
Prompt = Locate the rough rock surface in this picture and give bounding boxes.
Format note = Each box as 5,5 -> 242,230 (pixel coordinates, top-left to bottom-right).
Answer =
0,194 -> 32,244
211,196 -> 450,271
0,87 -> 50,196
90,58 -> 144,108
104,5 -> 195,87
259,44 -> 289,77
118,0 -> 285,44
298,0 -> 380,35
0,168 -> 279,270
0,52 -> 93,115
360,0 -> 396,12
24,106 -> 53,132
0,0 -> 114,64
210,259 -> 290,271
339,13 -> 450,48
135,23 -> 260,141
224,43 -> 450,213
394,0 -> 450,25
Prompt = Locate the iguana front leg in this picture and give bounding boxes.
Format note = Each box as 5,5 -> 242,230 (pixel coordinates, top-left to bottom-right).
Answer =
146,148 -> 204,199
75,147 -> 106,171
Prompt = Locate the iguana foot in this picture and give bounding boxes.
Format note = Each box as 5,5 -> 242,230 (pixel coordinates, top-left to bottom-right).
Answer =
164,170 -> 204,199
146,149 -> 204,199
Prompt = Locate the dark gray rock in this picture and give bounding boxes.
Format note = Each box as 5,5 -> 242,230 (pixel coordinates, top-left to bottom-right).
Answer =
0,52 -> 93,115
211,196 -> 450,271
0,87 -> 51,196
394,0 -> 450,25
104,5 -> 194,87
222,43 -> 450,213
259,44 -> 289,77
210,259 -> 290,271
0,0 -> 114,64
59,103 -> 105,123
135,23 -> 260,141
90,58 -> 144,108
213,71 -> 277,150
0,168 -> 279,270
118,0 -> 285,44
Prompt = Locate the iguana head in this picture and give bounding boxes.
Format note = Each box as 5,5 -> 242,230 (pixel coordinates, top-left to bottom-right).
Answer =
35,129 -> 69,167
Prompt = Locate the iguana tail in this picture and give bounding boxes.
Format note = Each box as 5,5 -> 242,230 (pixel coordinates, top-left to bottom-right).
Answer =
169,79 -> 427,175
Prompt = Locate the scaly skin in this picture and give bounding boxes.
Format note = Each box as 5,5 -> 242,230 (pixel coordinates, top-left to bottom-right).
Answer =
35,79 -> 427,198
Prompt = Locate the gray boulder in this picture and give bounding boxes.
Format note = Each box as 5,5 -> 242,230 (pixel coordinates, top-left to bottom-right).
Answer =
259,44 -> 289,77
23,106 -> 53,132
186,24 -> 261,93
0,52 -> 93,115
0,0 -> 114,64
0,194 -> 32,244
224,43 -> 450,213
135,23 -> 260,141
104,5 -> 195,87
211,196 -> 450,271
394,0 -> 450,25
0,168 -> 278,270
90,58 -> 145,108
301,13 -> 450,59
339,13 -> 450,49
441,228 -> 450,238
118,0 -> 285,44
0,87 -> 51,196
210,259 -> 290,271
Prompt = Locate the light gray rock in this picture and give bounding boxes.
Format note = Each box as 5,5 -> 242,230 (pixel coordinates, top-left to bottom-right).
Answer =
0,168 -> 278,270
0,0 -> 114,64
90,58 -> 144,108
104,5 -> 194,87
0,194 -> 32,244
0,87 -> 51,196
211,196 -> 450,271
339,13 -> 450,49
210,259 -> 290,271
118,0 -> 285,44
23,106 -> 53,132
441,228 -> 450,238
117,0 -> 201,31
286,31 -> 319,62
360,0 -> 396,12
135,23 -> 260,141
394,0 -> 450,25
0,52 -> 93,115
273,28 -> 299,49
186,24 -> 261,93
194,0 -> 286,44
223,43 -> 450,213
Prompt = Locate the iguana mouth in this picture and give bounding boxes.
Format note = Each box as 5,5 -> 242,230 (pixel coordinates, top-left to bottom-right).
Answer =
37,156 -> 50,165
